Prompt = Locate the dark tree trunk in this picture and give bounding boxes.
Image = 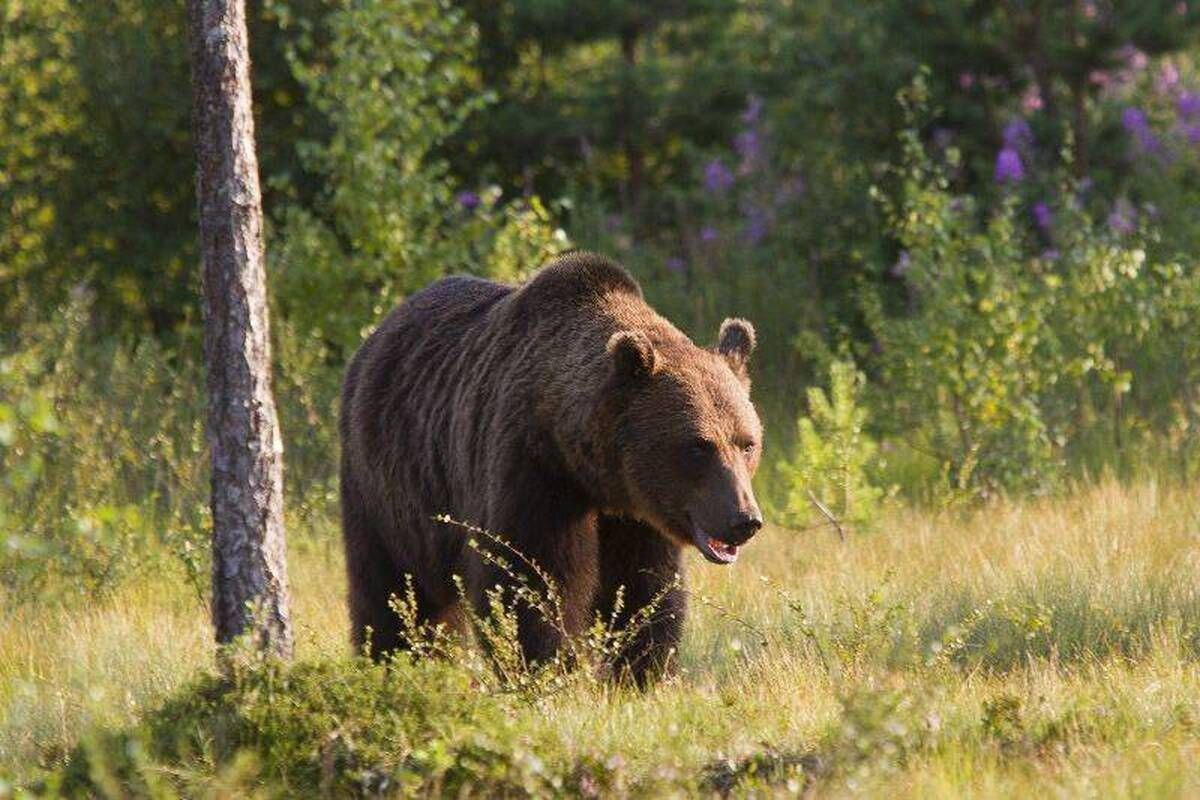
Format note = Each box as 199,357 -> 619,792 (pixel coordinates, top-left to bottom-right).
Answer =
619,22 -> 644,220
186,0 -> 293,659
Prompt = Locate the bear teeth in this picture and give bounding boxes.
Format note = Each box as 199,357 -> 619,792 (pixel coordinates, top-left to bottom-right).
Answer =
707,537 -> 738,560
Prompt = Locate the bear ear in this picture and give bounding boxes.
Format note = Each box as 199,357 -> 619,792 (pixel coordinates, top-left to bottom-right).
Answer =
716,317 -> 756,375
607,330 -> 657,380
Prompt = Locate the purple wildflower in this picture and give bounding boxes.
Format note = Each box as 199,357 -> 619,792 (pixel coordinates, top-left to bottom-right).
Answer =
1040,248 -> 1061,262
1107,199 -> 1137,236
1181,122 -> 1200,144
1118,44 -> 1149,72
890,250 -> 912,278
1178,91 -> 1200,120
699,225 -> 719,244
1033,201 -> 1053,231
742,207 -> 769,245
665,257 -> 687,275
1003,118 -> 1034,149
703,159 -> 735,194
456,191 -> 480,211
994,147 -> 1025,183
1122,107 -> 1160,152
734,130 -> 762,170
1122,107 -> 1150,133
958,72 -> 975,90
1157,62 -> 1181,95
741,94 -> 764,125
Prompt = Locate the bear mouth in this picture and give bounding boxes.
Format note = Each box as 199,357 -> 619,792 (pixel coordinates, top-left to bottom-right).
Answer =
690,526 -> 739,565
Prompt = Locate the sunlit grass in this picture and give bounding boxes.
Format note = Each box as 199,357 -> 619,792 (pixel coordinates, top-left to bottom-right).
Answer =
4,477 -> 1200,795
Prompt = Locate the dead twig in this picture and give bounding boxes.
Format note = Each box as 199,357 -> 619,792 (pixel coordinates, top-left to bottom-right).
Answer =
806,490 -> 847,543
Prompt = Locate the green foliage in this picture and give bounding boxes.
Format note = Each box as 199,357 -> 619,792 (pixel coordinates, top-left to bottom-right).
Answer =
50,520 -> 684,796
58,657 -> 554,798
0,299 -> 348,604
0,0 -> 82,325
0,301 -> 209,602
267,0 -> 572,352
779,361 -> 883,531
864,78 -> 1200,495
266,0 -> 484,350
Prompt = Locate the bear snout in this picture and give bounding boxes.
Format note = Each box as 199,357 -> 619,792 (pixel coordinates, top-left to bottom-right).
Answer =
724,510 -> 763,545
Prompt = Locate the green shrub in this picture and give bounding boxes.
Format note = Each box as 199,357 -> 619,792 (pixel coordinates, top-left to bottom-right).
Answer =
57,657 -> 561,798
0,301 -> 209,603
266,0 -> 571,355
865,78 -> 1200,496
778,360 -> 883,532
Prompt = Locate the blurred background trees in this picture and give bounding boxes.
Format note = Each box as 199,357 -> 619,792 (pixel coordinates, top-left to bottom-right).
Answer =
4,0 -> 1200,599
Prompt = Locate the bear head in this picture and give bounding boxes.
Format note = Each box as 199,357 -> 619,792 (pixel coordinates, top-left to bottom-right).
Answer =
605,318 -> 763,564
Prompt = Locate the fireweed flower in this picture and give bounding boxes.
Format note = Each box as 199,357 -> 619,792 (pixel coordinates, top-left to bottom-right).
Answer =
1122,107 -> 1160,152
734,130 -> 762,169
1108,199 -> 1137,236
665,257 -> 687,274
1117,44 -> 1149,72
1122,107 -> 1150,132
1178,92 -> 1200,120
703,159 -> 735,194
699,225 -> 719,244
1033,201 -> 1053,231
1157,62 -> 1181,95
994,147 -> 1025,183
1003,118 -> 1034,149
741,207 -> 769,245
456,191 -> 481,211
1021,86 -> 1044,114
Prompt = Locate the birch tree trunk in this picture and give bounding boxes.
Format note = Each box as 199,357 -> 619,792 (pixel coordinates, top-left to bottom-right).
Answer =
186,0 -> 293,659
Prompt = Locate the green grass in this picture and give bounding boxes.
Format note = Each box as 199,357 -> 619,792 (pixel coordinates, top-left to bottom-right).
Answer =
4,478 -> 1200,797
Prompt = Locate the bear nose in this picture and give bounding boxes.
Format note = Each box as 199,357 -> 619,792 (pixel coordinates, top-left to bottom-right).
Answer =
728,512 -> 763,544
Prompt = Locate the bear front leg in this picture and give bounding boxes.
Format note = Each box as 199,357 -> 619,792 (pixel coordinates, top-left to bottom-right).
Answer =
595,515 -> 687,686
479,472 -> 599,670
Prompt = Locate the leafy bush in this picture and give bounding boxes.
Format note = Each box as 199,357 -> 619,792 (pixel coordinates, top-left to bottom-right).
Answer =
865,78 -> 1200,495
0,301 -> 209,603
266,0 -> 571,354
56,657 -> 560,798
778,360 -> 883,532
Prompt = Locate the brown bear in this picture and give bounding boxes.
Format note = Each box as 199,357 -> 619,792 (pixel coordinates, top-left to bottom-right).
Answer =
339,251 -> 763,683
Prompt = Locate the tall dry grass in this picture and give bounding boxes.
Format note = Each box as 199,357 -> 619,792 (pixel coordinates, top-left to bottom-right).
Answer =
4,477 -> 1200,796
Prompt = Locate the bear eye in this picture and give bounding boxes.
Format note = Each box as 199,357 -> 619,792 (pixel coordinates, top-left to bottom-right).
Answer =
738,440 -> 758,456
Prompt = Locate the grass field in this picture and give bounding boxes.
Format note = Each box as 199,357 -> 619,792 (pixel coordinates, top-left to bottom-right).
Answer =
4,477 -> 1200,797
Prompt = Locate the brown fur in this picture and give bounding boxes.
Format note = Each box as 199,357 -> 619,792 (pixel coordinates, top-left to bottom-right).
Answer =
339,251 -> 762,683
